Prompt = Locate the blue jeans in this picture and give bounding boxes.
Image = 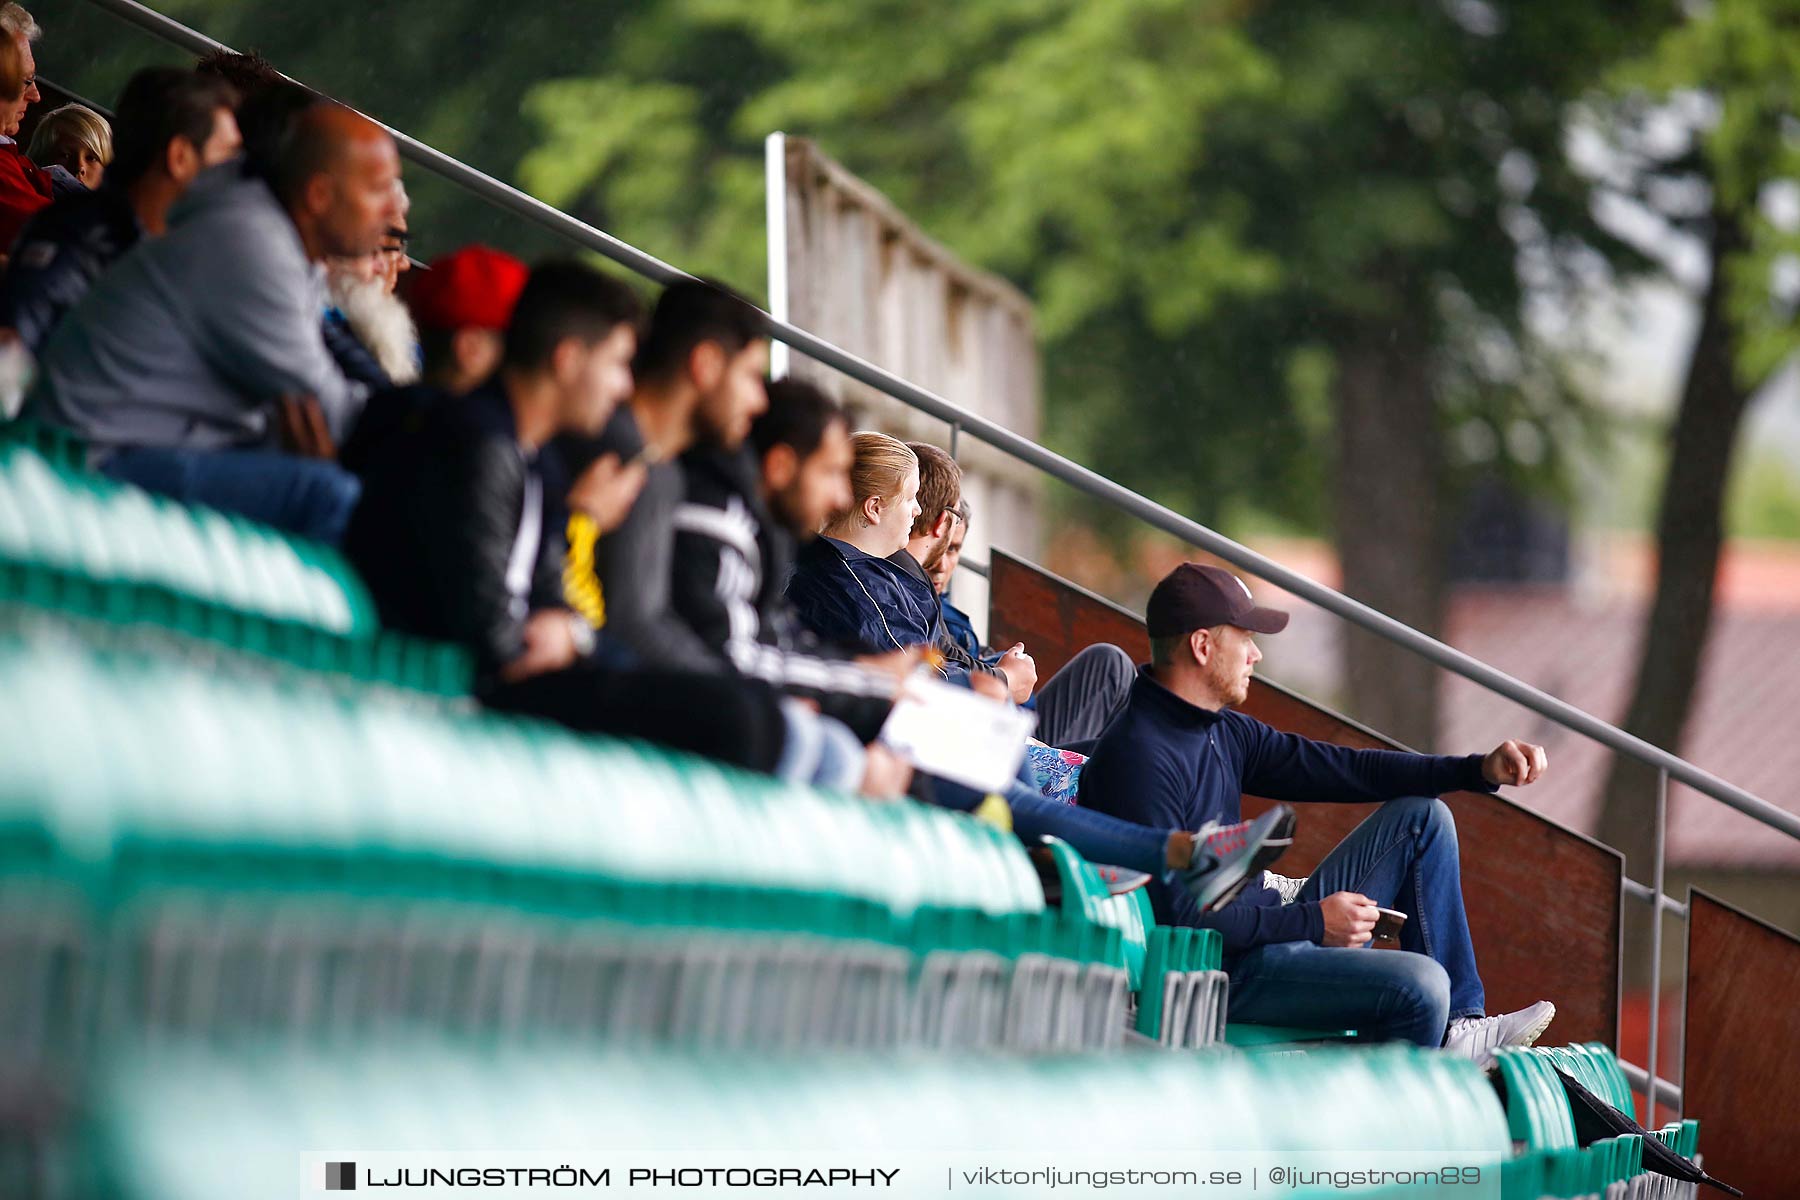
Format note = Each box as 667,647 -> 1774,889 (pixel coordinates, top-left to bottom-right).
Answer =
929,775 -> 1171,877
1226,796 -> 1485,1047
102,446 -> 362,545
774,699 -> 867,793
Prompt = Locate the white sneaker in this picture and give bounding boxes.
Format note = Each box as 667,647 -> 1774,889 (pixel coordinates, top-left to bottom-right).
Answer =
1443,1000 -> 1557,1067
1262,871 -> 1307,905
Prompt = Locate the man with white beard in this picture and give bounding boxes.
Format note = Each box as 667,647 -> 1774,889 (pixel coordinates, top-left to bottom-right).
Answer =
323,186 -> 418,389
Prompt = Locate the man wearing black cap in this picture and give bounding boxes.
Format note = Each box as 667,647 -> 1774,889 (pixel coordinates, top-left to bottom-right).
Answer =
1079,561 -> 1556,1064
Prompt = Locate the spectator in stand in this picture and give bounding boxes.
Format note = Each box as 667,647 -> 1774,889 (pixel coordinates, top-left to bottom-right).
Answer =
930,500 -> 980,656
572,279 -> 769,673
0,2 -> 36,133
408,244 -> 524,396
27,99 -> 401,543
25,103 -> 109,193
193,46 -> 283,99
0,6 -> 49,248
899,443 -> 1012,691
0,68 -> 240,353
345,259 -> 793,776
786,433 -> 1001,690
337,244 -> 526,476
927,493 -> 1137,749
323,187 -> 417,391
563,281 -> 901,795
674,377 -> 906,742
696,378 -> 1295,907
1079,561 -> 1558,1062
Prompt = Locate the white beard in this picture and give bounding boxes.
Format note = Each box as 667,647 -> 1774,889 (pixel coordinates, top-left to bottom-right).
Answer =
329,273 -> 421,386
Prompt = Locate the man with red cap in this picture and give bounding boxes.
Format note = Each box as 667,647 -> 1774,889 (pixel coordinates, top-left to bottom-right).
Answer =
1079,561 -> 1556,1065
339,244 -> 528,475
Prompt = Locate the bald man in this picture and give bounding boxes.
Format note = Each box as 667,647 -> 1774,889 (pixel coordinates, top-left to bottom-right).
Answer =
29,98 -> 403,543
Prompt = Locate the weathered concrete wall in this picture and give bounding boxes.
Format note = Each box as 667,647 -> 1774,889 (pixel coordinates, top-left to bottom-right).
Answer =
775,137 -> 1042,639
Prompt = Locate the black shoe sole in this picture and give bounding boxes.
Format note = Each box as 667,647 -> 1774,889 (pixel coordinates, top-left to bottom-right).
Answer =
1189,806 -> 1297,913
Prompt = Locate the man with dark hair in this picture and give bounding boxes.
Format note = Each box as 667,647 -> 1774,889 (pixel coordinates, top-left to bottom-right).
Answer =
0,67 -> 240,351
673,376 -> 905,740
1079,561 -> 1557,1061
567,278 -> 769,671
561,284 -> 913,794
345,259 -> 787,773
28,100 -> 401,543
193,47 -> 282,95
926,492 -> 1138,749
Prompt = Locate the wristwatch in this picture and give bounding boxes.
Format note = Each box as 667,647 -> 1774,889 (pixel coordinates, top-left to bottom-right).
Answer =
566,612 -> 597,658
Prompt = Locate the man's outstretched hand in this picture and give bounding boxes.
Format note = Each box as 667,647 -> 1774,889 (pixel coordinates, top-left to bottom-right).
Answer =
1482,739 -> 1549,787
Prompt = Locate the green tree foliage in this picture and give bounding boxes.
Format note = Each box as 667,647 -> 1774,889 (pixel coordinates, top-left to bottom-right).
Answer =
1595,0 -> 1800,893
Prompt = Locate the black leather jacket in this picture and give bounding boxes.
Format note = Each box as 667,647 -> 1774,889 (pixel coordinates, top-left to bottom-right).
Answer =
343,383 -> 567,676
0,186 -> 141,353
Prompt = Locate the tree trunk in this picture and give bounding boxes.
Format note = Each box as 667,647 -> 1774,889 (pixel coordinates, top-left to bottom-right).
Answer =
1597,207 -> 1751,883
1332,318 -> 1446,751
1600,210 -> 1752,1077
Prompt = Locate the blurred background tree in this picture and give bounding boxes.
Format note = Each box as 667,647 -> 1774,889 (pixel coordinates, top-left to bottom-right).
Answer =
1593,0 -> 1800,883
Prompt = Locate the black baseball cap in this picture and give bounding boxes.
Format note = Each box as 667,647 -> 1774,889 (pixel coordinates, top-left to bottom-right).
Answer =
1145,563 -> 1290,638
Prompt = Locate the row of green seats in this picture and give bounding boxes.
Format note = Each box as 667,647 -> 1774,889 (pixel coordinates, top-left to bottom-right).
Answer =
0,635 -> 1164,1062
0,443 -> 372,633
1122,886 -> 1231,1046
77,1038 -> 1513,1200
0,444 -> 474,695
1494,1044 -> 1702,1199
0,634 -> 1046,932
0,415 -> 85,472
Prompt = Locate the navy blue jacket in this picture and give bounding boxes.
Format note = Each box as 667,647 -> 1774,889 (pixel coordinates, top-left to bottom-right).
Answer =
785,536 -> 1001,686
1079,667 -> 1494,953
0,185 -> 140,353
939,596 -> 995,667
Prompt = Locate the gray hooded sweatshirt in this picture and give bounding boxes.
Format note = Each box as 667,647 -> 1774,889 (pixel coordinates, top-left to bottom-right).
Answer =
28,163 -> 364,454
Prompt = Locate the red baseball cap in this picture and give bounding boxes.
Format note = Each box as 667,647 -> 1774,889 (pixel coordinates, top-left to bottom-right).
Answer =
405,245 -> 529,332
1145,563 -> 1290,637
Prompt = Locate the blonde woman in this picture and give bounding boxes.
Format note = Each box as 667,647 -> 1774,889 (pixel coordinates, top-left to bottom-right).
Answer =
785,432 -> 941,663
27,102 -> 110,190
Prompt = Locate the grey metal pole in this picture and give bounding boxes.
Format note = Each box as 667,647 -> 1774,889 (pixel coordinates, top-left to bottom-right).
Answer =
1617,1059 -> 1682,1111
764,132 -> 791,381
71,0 -> 1797,845
1645,768 -> 1668,1129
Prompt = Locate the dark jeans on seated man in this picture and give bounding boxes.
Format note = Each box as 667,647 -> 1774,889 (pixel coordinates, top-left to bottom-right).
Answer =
481,660 -> 789,776
1225,796 -> 1483,1046
102,446 -> 362,545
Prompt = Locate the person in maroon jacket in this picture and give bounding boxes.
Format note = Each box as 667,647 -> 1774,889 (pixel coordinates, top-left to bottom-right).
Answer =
0,5 -> 50,251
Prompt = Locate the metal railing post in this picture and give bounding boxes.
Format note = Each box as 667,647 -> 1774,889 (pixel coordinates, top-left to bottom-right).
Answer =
1645,768 -> 1668,1129
948,421 -> 961,460
764,132 -> 791,381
